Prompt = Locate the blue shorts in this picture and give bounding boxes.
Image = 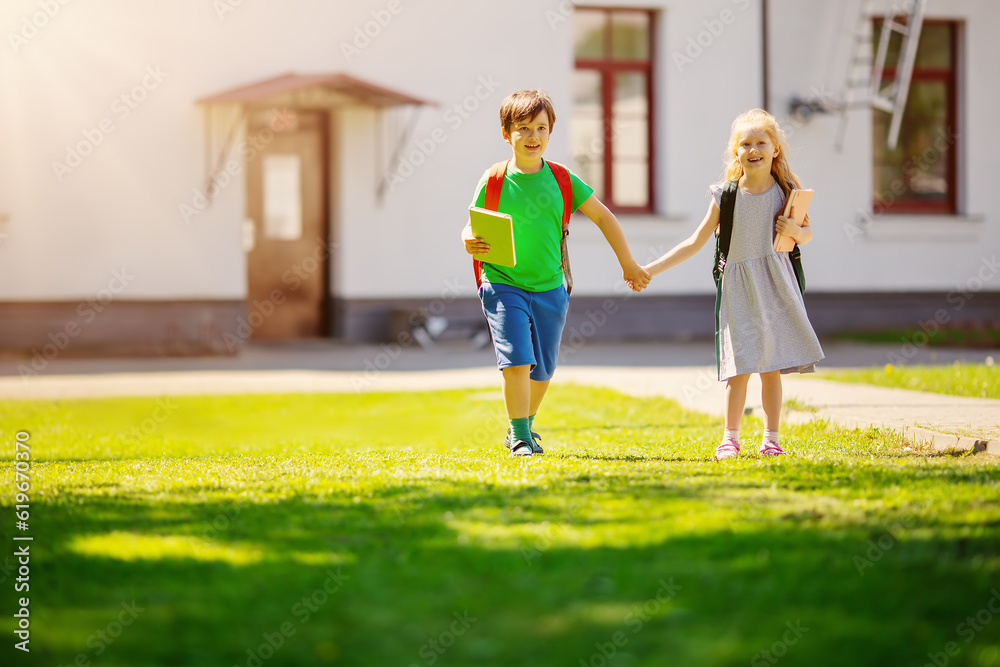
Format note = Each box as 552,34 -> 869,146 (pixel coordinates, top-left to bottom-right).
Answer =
479,282 -> 569,382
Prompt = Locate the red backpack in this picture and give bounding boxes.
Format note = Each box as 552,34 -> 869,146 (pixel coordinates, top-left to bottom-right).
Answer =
473,159 -> 576,294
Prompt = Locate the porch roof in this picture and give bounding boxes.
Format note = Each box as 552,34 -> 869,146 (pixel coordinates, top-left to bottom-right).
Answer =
197,72 -> 430,108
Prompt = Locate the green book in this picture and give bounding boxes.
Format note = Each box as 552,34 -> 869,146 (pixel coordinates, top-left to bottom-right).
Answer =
470,206 -> 516,268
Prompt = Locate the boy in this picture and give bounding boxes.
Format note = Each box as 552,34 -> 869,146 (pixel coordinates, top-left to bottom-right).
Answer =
461,89 -> 650,457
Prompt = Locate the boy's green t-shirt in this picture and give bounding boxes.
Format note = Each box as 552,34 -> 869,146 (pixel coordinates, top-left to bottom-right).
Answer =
470,159 -> 594,292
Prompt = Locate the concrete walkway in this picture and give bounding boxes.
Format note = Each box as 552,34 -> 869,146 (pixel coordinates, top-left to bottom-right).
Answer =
1,341 -> 997,454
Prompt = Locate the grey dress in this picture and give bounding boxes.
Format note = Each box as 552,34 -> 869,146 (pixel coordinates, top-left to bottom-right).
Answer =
710,181 -> 825,381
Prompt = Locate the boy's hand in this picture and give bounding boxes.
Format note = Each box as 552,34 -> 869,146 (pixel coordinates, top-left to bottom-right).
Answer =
464,236 -> 490,256
623,263 -> 651,292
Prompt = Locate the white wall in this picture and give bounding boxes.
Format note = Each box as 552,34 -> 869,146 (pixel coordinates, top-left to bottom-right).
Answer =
345,0 -> 770,299
763,0 -> 999,294
1,0 -> 995,308
571,0 -> 766,296
0,0 -> 252,300
334,0 -> 580,299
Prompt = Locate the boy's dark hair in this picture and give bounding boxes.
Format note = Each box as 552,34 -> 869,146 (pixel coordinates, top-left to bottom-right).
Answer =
499,89 -> 556,134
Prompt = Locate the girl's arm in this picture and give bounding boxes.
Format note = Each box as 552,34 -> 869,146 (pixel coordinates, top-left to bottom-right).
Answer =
576,195 -> 651,290
643,200 -> 720,277
775,213 -> 813,245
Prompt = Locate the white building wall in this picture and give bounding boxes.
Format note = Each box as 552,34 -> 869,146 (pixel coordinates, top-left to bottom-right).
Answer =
346,0 -> 770,299
0,0 -> 253,300
335,1 -> 579,300
765,0 -> 999,294
570,0 -> 766,297
0,0 -> 995,317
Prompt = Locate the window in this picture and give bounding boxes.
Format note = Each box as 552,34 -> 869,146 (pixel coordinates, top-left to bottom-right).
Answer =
572,8 -> 655,212
872,20 -> 958,215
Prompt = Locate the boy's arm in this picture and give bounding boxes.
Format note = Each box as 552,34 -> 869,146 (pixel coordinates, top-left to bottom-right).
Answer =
576,195 -> 650,291
643,200 -> 720,277
461,216 -> 489,255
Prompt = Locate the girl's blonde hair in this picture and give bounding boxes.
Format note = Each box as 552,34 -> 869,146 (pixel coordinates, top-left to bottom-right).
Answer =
723,108 -> 802,200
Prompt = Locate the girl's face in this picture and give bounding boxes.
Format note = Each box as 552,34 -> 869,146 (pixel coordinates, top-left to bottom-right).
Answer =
735,126 -> 778,176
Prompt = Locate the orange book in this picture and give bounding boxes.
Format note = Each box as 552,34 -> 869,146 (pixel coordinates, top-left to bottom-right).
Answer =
774,189 -> 813,252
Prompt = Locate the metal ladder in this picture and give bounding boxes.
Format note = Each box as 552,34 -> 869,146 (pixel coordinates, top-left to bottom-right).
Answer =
834,0 -> 926,151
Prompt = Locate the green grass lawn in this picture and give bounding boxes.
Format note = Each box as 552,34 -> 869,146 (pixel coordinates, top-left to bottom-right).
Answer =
1,385 -> 999,667
837,327 -> 1000,348
823,362 -> 1000,400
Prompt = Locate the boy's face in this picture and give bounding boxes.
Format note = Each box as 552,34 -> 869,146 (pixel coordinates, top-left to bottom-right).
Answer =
502,109 -> 551,163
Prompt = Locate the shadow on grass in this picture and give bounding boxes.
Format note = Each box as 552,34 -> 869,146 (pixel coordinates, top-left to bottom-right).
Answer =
559,453 -> 699,463
7,475 -> 1000,667
550,423 -> 706,433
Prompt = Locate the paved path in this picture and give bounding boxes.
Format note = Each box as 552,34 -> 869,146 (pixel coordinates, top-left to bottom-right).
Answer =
1,341 -> 996,454
557,367 -> 1000,454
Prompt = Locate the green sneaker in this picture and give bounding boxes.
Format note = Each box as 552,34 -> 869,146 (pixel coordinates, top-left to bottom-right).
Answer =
507,439 -> 534,457
504,429 -> 543,455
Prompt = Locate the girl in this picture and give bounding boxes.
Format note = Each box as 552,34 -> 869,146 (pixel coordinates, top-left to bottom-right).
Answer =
642,109 -> 824,460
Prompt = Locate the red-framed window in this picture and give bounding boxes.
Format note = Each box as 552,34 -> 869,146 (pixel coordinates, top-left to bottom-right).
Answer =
572,7 -> 656,213
872,20 -> 959,215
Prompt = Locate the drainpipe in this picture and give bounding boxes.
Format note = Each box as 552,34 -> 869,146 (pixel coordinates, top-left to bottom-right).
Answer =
761,0 -> 770,111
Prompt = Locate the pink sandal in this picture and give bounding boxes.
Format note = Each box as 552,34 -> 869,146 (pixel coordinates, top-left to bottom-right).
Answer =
714,437 -> 740,461
760,439 -> 786,457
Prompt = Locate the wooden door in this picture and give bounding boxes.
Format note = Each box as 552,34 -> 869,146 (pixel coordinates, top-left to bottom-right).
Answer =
245,109 -> 328,339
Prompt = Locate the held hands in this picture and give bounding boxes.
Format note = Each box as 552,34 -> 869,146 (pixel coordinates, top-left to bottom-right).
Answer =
622,262 -> 651,292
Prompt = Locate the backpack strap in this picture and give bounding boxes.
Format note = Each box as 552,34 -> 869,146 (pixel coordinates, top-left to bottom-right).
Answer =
473,160 -> 510,291
484,160 -> 508,211
789,244 -> 806,294
713,180 -> 739,378
774,177 -> 806,295
713,180 -> 739,288
546,160 -> 574,227
545,160 -> 575,295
